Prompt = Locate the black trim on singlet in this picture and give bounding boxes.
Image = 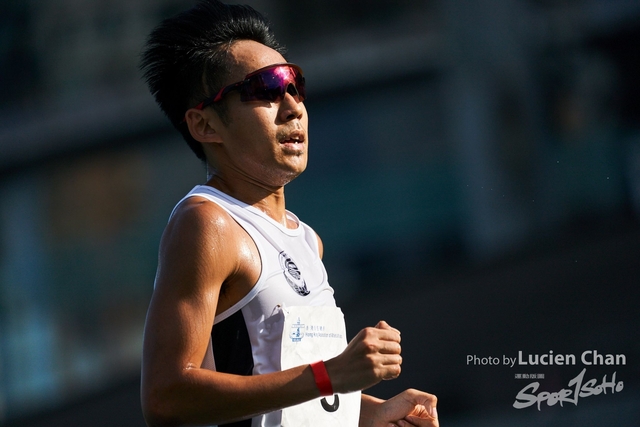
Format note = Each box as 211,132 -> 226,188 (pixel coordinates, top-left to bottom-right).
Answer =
212,309 -> 254,427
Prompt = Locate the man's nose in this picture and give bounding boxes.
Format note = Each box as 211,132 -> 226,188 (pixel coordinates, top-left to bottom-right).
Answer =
278,88 -> 304,122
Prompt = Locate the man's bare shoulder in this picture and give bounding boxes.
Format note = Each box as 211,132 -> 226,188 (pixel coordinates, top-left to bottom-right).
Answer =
169,195 -> 234,230
157,195 -> 260,309
157,196 -> 241,280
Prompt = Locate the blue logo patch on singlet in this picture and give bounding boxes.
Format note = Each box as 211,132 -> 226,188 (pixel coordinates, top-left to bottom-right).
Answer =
279,251 -> 310,296
289,317 -> 305,342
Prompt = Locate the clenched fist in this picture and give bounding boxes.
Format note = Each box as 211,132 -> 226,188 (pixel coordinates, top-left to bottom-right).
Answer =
325,320 -> 402,394
375,389 -> 439,427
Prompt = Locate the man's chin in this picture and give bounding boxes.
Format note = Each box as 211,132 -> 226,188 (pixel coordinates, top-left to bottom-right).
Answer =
280,168 -> 306,186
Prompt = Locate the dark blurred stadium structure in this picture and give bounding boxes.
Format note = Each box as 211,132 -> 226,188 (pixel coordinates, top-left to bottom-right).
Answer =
1,0 -> 639,426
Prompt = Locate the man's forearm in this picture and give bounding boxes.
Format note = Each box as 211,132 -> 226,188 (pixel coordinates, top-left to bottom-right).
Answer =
142,363 -> 321,426
359,393 -> 384,427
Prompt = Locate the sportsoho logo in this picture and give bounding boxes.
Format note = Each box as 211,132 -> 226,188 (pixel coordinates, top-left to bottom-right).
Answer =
279,251 -> 310,296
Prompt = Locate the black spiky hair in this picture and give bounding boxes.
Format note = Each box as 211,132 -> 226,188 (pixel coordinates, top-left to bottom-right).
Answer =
140,0 -> 286,160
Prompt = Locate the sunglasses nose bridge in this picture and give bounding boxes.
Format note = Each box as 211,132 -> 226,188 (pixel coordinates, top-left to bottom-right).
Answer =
285,82 -> 300,98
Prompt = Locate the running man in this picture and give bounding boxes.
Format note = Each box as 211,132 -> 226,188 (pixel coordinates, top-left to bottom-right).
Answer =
140,1 -> 439,426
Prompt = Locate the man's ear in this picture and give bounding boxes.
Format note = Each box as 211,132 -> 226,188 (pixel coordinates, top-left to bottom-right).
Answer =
184,108 -> 223,144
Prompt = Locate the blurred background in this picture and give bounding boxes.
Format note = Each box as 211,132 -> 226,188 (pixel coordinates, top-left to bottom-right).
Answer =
1,0 -> 639,426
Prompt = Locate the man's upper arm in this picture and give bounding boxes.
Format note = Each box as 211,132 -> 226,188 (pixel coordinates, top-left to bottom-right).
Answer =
142,199 -> 237,385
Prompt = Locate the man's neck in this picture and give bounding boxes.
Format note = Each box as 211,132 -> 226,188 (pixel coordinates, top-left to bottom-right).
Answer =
205,173 -> 291,228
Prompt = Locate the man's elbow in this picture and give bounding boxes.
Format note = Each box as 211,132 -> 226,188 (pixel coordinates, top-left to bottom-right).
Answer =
141,382 -> 183,427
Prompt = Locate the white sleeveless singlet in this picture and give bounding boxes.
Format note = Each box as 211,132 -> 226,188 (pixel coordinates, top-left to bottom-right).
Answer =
169,185 -> 359,427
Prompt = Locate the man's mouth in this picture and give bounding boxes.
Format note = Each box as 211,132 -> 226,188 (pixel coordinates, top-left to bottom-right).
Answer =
281,137 -> 303,144
279,130 -> 305,145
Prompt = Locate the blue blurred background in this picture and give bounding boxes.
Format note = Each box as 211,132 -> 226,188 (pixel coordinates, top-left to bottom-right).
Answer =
1,0 -> 639,426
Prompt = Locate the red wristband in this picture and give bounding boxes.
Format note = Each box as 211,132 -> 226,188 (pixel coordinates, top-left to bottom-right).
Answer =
310,360 -> 333,396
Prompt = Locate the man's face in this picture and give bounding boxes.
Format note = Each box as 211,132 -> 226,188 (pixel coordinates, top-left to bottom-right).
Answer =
206,40 -> 309,189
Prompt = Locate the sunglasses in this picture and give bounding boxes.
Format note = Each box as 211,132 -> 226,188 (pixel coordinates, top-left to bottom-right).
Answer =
193,63 -> 306,111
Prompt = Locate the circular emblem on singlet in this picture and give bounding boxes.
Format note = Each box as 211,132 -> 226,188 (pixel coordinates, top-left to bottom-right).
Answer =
279,251 -> 310,296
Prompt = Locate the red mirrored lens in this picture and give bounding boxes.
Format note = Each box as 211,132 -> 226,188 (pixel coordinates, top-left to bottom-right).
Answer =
241,65 -> 306,102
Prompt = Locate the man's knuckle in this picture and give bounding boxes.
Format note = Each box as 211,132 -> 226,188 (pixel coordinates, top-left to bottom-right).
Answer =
359,354 -> 374,371
364,341 -> 378,353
